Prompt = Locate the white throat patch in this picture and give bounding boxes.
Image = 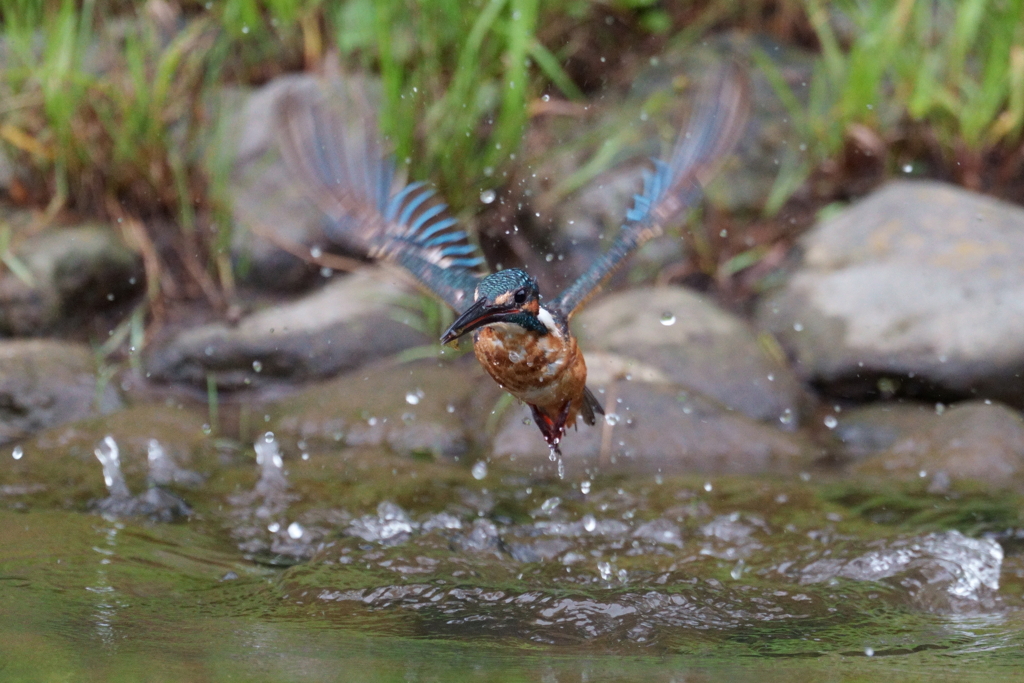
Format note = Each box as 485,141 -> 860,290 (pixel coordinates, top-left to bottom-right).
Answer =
536,306 -> 561,337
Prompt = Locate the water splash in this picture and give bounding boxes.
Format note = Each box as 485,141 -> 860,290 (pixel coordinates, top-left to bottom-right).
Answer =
94,436 -> 130,500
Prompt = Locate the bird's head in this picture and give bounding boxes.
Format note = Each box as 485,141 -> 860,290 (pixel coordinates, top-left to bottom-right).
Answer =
440,269 -> 545,344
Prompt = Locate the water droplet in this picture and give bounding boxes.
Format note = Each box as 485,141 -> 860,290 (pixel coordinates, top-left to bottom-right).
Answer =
598,561 -> 613,580
557,457 -> 565,479
864,647 -> 875,657
310,246 -> 323,258
580,480 -> 591,495
12,445 -> 23,460
267,522 -> 280,533
472,460 -> 488,480
320,267 -> 333,278
541,497 -> 560,513
301,452 -> 310,460
779,408 -> 795,425
660,312 -> 676,326
793,322 -> 804,332
823,415 -> 838,429
730,560 -> 745,580
480,189 -> 496,204
703,482 -> 713,492
719,229 -> 727,238
935,402 -> 946,415
241,24 -> 250,34
264,431 -> 275,443
252,360 -> 263,372
545,253 -> 554,262
508,350 -> 523,363
902,164 -> 913,173
604,413 -> 620,426
405,390 -> 422,405
287,522 -> 304,539
201,424 -> 212,435
582,514 -> 597,532
542,94 -> 550,102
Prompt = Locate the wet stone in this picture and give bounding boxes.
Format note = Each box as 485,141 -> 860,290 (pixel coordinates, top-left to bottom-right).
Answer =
855,400 -> 1024,489
225,74 -> 335,290
144,270 -> 428,389
225,74 -> 383,290
268,357 -> 477,459
0,339 -> 122,446
823,402 -> 945,461
0,222 -> 142,335
490,377 -> 815,478
576,286 -> 808,424
757,180 -> 1024,406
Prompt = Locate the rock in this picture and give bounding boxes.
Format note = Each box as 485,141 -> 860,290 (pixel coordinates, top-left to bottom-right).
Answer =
225,74 -> 381,291
268,357 -> 479,459
824,402 -> 944,461
0,222 -> 142,335
757,181 -> 1024,406
855,401 -> 1024,489
491,374 -> 816,478
575,286 -> 808,424
144,269 -> 429,389
0,339 -> 121,446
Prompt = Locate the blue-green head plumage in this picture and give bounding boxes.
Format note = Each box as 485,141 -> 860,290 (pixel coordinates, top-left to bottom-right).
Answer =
440,268 -> 547,343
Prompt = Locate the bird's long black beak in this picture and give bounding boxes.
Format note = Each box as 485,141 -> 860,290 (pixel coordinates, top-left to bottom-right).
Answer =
440,297 -> 516,345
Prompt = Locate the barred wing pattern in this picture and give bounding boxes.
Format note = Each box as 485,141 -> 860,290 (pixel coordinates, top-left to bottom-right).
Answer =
551,62 -> 751,318
276,86 -> 484,314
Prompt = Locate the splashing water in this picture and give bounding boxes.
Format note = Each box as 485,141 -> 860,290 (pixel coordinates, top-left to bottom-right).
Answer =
254,433 -> 288,494
94,436 -> 130,500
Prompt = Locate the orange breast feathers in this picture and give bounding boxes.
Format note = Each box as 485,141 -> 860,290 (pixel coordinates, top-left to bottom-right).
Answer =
472,316 -> 589,427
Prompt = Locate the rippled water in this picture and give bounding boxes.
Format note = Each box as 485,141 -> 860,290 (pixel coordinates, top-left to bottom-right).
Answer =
2,429 -> 1023,681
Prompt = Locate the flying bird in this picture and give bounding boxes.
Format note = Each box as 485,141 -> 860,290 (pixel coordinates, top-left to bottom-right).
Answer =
276,64 -> 749,458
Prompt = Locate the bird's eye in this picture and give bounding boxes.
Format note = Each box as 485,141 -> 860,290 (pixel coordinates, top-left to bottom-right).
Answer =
514,288 -> 527,304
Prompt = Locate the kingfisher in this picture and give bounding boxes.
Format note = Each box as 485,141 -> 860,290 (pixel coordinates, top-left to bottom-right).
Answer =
276,64 -> 749,456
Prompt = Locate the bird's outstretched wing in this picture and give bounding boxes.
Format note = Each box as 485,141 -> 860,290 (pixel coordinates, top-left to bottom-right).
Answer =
551,62 -> 751,318
275,83 -> 485,314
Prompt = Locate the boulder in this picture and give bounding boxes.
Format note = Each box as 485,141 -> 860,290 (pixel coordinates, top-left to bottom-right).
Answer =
757,181 -> 1024,406
855,401 -> 1024,489
267,357 -> 479,459
576,286 -> 808,424
0,222 -> 142,335
0,339 -> 121,446
491,366 -> 816,478
144,269 -> 429,389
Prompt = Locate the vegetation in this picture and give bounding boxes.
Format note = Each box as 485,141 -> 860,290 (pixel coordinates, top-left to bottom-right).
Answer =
1,0 -> 1023,312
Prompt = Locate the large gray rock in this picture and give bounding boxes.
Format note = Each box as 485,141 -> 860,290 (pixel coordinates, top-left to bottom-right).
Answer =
226,74 -> 381,291
0,222 -> 142,335
268,358 -> 479,459
144,269 -> 428,389
757,181 -> 1024,406
576,286 -> 808,424
490,365 -> 816,478
0,339 -> 122,445
855,401 -> 1024,489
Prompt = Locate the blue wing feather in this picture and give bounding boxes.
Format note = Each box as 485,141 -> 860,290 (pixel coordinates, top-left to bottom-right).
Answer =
276,83 -> 484,313
552,62 -> 750,317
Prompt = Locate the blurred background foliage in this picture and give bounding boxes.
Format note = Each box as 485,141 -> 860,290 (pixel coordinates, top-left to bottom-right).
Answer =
0,0 -> 1023,303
